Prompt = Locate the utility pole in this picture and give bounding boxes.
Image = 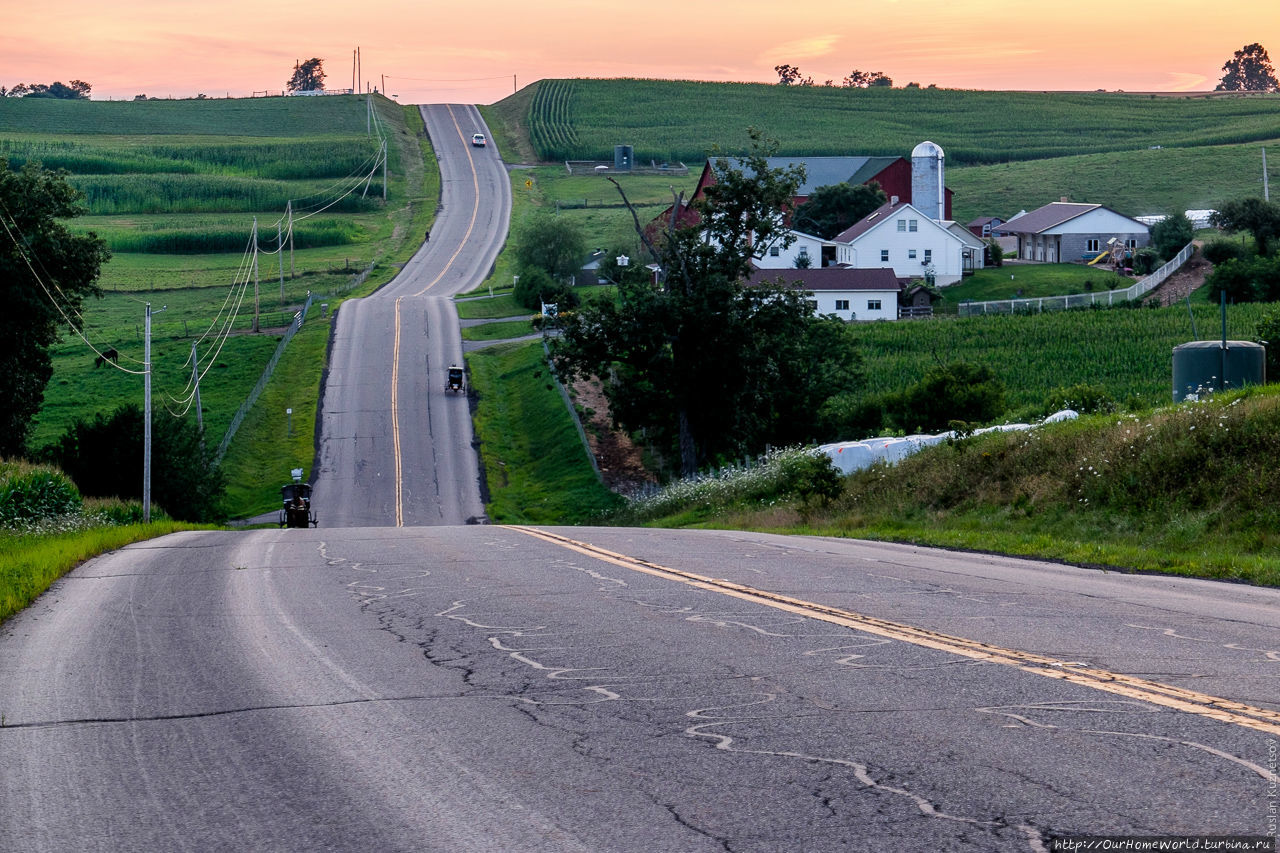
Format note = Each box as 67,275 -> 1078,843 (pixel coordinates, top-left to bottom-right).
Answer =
252,218 -> 260,333
352,48 -> 357,94
287,201 -> 294,278
191,340 -> 203,432
143,303 -> 166,523
357,46 -> 361,100
381,74 -> 385,95
514,74 -> 517,94
382,138 -> 388,201
278,219 -> 285,305
1264,148 -> 1270,202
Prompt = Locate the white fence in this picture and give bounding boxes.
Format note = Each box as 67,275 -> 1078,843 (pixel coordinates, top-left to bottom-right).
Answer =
958,243 -> 1195,317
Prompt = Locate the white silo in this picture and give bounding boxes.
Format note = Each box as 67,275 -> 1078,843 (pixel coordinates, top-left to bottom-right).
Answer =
911,141 -> 945,221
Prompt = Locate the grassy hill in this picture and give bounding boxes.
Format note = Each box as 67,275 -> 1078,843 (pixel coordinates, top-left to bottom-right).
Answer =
4,94 -> 435,517
501,79 -> 1280,223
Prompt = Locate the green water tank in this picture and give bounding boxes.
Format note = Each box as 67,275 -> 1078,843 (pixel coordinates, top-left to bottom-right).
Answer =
1172,340 -> 1265,402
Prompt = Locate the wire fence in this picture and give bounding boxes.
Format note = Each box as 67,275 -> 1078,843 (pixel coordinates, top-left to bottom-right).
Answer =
958,243 -> 1196,316
214,292 -> 314,462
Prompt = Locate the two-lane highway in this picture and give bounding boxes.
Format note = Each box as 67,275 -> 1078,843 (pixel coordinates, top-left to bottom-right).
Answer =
315,103 -> 509,527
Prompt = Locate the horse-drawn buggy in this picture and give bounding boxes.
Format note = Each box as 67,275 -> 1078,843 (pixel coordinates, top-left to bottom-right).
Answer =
279,469 -> 317,528
445,364 -> 465,394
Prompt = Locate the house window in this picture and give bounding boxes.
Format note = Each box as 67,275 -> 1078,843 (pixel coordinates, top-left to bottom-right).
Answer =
897,219 -> 906,232
908,249 -> 917,259
880,249 -> 889,262
835,299 -> 850,311
1126,238 -> 1138,249
924,249 -> 932,264
909,219 -> 918,232
798,246 -> 808,258
1085,238 -> 1100,252
769,246 -> 780,257
867,299 -> 882,311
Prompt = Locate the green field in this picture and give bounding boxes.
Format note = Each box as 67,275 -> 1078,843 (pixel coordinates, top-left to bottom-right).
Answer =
510,79 -> 1280,225
8,94 -> 434,517
520,79 -> 1280,166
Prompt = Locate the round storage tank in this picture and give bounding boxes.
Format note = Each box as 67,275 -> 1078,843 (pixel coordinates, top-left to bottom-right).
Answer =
1172,340 -> 1265,401
614,145 -> 633,171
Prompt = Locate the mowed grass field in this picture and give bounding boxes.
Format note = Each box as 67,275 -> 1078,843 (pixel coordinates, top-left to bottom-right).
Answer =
5,94 -> 435,516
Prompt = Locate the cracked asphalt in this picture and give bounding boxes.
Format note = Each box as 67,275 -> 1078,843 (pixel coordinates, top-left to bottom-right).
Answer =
2,525 -> 1275,851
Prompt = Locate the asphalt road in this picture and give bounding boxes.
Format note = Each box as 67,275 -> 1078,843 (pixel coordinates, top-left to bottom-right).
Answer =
313,103 -> 508,527
1,526 -> 1276,851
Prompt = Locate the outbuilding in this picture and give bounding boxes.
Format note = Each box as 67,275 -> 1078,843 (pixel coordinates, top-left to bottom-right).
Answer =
999,202 -> 1149,263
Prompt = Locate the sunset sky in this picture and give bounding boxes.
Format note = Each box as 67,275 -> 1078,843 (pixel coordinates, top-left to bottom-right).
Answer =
4,0 -> 1277,103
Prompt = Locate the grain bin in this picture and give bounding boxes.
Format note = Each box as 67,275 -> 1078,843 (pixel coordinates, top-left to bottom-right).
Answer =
1172,340 -> 1265,402
613,145 -> 633,171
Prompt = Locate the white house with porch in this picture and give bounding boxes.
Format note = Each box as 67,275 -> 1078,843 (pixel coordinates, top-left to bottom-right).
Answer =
831,199 -> 977,286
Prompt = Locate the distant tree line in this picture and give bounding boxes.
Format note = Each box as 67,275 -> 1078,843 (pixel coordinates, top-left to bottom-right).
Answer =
775,64 -> 908,88
1,80 -> 91,99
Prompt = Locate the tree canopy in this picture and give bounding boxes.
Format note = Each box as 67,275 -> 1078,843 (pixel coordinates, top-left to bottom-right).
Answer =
1,80 -> 91,99
1150,211 -> 1195,260
287,58 -> 326,93
791,181 -> 888,239
1216,43 -> 1279,92
0,162 -> 110,457
843,70 -> 892,88
1211,198 -> 1280,256
550,130 -> 863,475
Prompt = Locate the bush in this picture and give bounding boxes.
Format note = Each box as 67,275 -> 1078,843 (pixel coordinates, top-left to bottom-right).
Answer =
0,460 -> 81,525
883,362 -> 1007,433
41,404 -> 226,522
1202,238 -> 1245,266
1041,382 -> 1118,416
1131,247 -> 1161,275
514,266 -> 580,313
1150,212 -> 1194,260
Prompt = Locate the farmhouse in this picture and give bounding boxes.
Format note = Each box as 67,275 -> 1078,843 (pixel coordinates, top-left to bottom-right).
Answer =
831,198 -> 980,286
752,229 -> 830,270
653,142 -> 956,236
1000,202 -> 1150,263
747,267 -> 902,322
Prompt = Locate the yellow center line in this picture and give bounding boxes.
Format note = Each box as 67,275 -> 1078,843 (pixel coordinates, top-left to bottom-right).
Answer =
507,525 -> 1280,737
393,105 -> 486,525
391,297 -> 404,527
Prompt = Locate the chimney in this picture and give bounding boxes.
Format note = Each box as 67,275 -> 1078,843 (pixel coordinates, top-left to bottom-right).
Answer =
890,195 -> 899,206
1060,196 -> 1069,203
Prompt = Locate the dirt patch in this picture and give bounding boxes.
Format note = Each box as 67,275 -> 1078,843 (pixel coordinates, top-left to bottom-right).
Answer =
570,377 -> 656,494
1143,248 -> 1212,307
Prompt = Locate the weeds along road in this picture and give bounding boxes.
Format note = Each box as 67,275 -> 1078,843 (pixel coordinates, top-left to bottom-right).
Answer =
2,525 -> 1278,850
314,103 -> 508,528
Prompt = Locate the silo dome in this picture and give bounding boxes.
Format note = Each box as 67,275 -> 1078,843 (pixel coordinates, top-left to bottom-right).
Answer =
912,140 -> 944,159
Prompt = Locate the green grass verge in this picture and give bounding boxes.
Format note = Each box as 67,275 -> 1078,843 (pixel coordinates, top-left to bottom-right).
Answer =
218,321 -> 331,516
461,318 -> 537,341
937,263 -> 1133,309
455,293 -> 528,319
0,522 -> 202,624
468,340 -> 622,523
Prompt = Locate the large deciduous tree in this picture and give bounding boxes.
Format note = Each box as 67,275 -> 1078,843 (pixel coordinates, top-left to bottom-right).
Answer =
791,181 -> 888,239
1215,43 -> 1279,92
287,58 -> 326,93
550,130 -> 863,475
0,162 -> 109,456
1150,211 -> 1195,260
1211,198 -> 1280,256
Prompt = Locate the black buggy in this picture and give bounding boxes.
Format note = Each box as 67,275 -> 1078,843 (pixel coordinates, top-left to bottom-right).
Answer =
279,481 -> 318,528
445,364 -> 465,394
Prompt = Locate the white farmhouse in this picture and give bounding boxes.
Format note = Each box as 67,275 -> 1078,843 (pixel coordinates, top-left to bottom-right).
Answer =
748,267 -> 902,322
753,230 -> 830,270
831,199 -> 976,286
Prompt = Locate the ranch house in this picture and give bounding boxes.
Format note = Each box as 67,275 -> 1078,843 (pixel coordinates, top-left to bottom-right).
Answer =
748,267 -> 902,322
999,202 -> 1150,263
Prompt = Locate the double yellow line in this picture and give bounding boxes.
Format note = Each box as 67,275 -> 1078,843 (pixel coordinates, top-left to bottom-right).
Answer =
509,526 -> 1280,737
390,105 -> 486,526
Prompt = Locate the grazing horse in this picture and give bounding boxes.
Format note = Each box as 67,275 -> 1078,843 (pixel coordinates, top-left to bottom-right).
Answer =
94,347 -> 119,368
